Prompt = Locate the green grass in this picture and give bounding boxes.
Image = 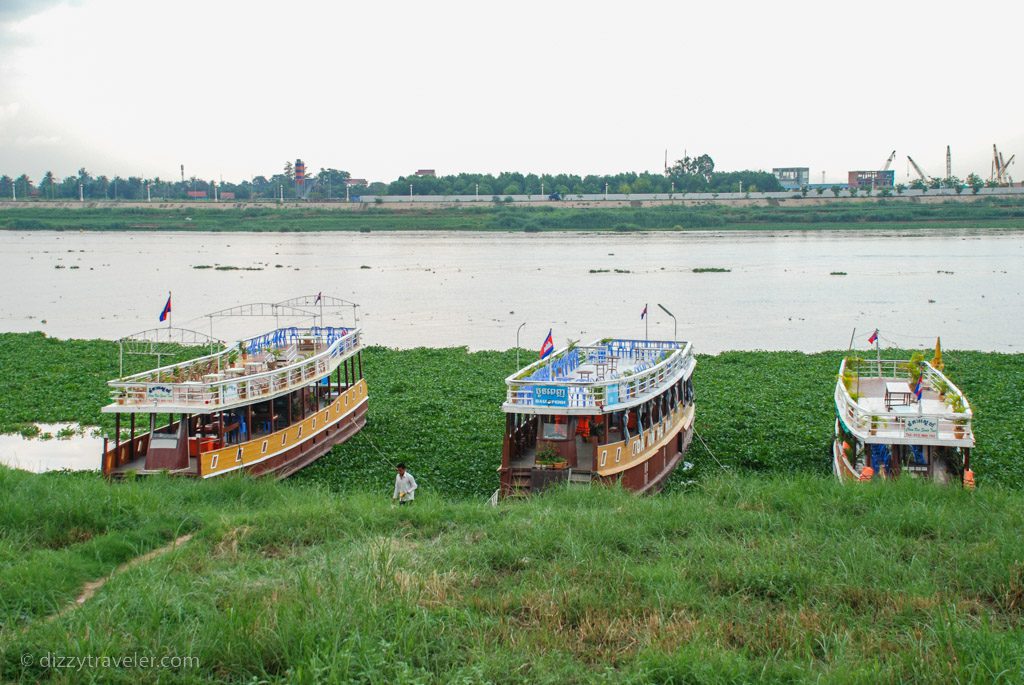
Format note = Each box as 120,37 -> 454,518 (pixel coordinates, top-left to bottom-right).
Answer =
3,334 -> 1024,493
4,197 -> 1024,232
2,471 -> 1023,683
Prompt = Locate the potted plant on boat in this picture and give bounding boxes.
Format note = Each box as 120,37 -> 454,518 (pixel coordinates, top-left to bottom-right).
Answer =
227,350 -> 239,368
869,415 -> 882,436
948,395 -> 968,438
901,351 -> 926,385
932,377 -> 951,401
536,444 -> 567,470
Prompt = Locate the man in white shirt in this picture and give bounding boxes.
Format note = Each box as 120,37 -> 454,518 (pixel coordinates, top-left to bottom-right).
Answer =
393,463 -> 417,504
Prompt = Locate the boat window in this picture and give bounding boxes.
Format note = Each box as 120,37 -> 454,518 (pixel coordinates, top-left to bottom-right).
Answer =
541,415 -> 571,441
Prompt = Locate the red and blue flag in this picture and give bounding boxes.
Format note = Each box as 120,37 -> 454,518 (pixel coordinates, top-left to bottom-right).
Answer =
539,329 -> 554,359
641,304 -> 648,320
868,329 -> 878,344
158,294 -> 172,322
914,375 -> 923,401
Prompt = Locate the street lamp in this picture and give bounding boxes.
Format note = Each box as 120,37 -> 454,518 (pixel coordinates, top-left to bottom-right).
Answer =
657,303 -> 677,341
515,322 -> 526,369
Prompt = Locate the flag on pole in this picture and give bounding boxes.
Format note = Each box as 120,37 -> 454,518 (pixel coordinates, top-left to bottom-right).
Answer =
158,294 -> 172,322
539,329 -> 554,359
314,292 -> 322,304
641,304 -> 648,320
913,374 -> 923,401
867,329 -> 878,344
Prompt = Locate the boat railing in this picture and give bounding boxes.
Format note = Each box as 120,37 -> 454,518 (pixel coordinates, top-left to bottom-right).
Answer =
109,328 -> 361,410
835,357 -> 973,443
506,341 -> 694,410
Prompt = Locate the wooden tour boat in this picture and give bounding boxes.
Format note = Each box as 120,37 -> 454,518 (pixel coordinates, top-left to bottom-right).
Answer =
499,338 -> 696,497
833,348 -> 975,487
101,296 -> 367,479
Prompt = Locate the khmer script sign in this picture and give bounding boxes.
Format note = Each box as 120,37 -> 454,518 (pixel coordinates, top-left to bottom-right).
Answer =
904,416 -> 938,440
534,385 -> 569,407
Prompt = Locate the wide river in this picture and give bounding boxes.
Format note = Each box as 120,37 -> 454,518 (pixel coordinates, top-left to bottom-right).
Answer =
2,229 -> 1020,353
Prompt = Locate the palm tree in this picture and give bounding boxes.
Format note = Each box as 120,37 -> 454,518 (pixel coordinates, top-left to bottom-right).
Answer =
42,171 -> 55,199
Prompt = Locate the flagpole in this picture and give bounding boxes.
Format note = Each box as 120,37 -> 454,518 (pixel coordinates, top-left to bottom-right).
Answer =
168,291 -> 172,330
875,329 -> 881,371
644,303 -> 648,341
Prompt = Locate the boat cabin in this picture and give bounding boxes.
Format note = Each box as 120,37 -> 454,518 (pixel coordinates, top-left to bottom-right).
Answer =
833,356 -> 975,486
101,324 -> 367,479
500,338 -> 696,497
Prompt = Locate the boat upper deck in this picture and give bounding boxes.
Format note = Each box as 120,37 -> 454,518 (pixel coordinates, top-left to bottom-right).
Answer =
104,326 -> 361,414
503,338 -> 695,415
835,357 -> 974,447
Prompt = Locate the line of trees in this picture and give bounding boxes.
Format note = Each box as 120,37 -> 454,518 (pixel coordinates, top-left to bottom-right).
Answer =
0,155 -> 784,201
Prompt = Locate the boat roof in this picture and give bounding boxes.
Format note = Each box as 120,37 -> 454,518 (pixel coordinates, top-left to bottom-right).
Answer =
503,338 -> 695,415
835,357 -> 974,447
103,325 -> 361,414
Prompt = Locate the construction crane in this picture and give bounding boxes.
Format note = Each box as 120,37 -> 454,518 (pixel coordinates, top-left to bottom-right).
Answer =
882,150 -> 896,171
907,156 -> 928,182
992,144 -> 1015,185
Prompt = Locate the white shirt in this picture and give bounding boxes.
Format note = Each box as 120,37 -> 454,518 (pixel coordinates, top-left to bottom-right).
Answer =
393,471 -> 417,501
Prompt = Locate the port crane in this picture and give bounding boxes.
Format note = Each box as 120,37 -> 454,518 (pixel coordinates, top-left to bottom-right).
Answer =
882,150 -> 896,171
907,156 -> 928,182
992,144 -> 1015,185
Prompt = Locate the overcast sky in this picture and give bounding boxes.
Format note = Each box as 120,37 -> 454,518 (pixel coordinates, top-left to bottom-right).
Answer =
0,0 -> 1020,184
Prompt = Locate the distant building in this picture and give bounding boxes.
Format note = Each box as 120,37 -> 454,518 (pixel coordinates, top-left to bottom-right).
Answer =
345,178 -> 368,186
772,167 -> 809,190
186,190 -> 208,199
848,170 -> 895,189
220,191 -> 236,200
414,169 -> 436,177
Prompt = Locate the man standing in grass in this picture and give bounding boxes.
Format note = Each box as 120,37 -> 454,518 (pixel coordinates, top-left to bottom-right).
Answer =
393,463 -> 417,505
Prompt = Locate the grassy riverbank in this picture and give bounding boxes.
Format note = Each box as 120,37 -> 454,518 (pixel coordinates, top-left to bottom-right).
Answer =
3,468 -> 1023,683
3,334 -> 1023,492
3,198 -> 1024,232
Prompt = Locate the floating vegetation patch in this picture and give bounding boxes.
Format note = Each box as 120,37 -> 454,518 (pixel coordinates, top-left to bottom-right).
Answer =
937,270 -> 955,275
830,271 -> 847,276
693,267 -> 731,273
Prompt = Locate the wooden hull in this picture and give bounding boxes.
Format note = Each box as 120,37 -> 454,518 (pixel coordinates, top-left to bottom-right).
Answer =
500,403 -> 695,497
596,404 -> 695,494
104,380 -> 368,480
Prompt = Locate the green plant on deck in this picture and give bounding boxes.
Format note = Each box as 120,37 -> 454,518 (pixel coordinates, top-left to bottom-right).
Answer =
535,443 -> 562,465
933,376 -> 951,400
899,351 -> 926,384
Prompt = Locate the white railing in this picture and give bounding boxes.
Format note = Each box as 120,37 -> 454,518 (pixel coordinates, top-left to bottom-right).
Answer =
834,357 -> 974,444
109,328 -> 362,410
505,341 -> 694,410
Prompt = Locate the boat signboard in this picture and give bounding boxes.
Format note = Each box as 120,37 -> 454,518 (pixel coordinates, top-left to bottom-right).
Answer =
904,416 -> 938,440
534,385 -> 569,407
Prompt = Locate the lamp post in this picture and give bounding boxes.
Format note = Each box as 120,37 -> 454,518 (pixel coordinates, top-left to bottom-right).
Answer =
515,322 -> 526,369
657,303 -> 677,341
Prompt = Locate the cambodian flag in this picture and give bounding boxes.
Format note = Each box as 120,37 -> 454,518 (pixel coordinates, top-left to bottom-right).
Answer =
158,294 -> 172,322
868,329 -> 878,344
314,292 -> 322,304
641,304 -> 648,320
539,329 -> 554,359
914,375 -> 923,401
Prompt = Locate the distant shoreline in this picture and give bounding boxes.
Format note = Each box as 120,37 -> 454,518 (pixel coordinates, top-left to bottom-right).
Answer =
2,196 -> 1024,233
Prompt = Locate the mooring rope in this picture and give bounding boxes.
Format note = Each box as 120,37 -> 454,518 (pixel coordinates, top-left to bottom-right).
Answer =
694,429 -> 728,470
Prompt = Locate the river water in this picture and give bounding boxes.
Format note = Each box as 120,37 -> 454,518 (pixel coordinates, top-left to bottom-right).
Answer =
2,229 -> 1021,353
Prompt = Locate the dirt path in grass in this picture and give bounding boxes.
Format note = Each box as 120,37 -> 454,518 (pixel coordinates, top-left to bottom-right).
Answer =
45,533 -> 193,624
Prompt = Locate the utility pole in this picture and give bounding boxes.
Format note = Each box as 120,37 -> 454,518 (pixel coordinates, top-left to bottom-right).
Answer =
79,183 -> 83,202
946,145 -> 951,179
146,182 -> 151,202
